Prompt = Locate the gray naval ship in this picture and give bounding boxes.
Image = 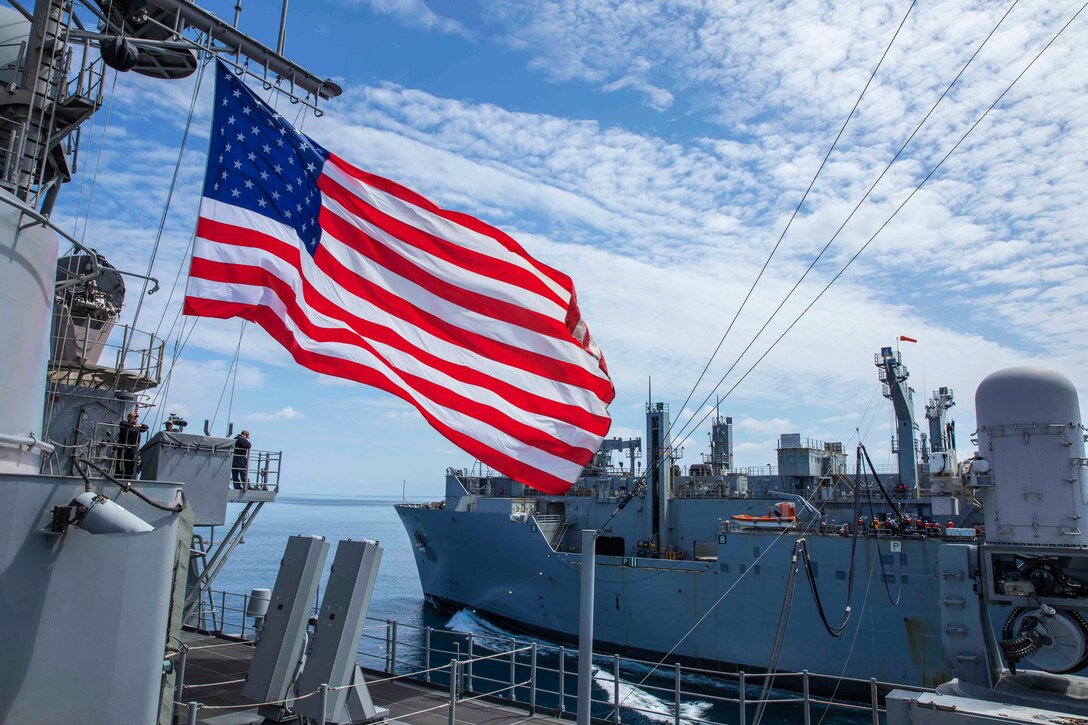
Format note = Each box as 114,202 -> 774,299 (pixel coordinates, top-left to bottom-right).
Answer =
396,347 -> 1083,693
1,1 -> 1086,723
0,2 -> 404,724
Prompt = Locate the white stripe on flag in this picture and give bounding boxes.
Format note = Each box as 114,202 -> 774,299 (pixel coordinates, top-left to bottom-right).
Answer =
322,160 -> 572,303
198,199 -> 611,386
186,273 -> 592,482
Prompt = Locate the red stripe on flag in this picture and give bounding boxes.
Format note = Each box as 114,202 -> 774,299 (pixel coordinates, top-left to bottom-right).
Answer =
196,218 -> 613,400
325,153 -> 573,294
319,172 -> 568,309
317,202 -> 575,343
183,296 -> 585,494
189,255 -> 609,440
186,256 -> 596,463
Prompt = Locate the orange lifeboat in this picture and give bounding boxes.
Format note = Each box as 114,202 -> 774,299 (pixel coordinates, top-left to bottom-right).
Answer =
731,502 -> 797,530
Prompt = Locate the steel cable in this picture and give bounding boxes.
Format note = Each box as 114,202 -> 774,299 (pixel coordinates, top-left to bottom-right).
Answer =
667,0 -> 1023,451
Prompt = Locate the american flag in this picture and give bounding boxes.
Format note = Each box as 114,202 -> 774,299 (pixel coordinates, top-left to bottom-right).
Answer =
184,63 -> 614,493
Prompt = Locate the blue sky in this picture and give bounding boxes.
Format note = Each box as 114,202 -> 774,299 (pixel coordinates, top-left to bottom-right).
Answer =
54,0 -> 1088,495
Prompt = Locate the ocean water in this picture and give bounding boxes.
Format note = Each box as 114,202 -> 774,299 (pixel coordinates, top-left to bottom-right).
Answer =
212,494 -> 879,724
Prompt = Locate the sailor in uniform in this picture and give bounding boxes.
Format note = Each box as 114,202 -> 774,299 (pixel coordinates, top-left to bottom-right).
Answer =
232,429 -> 252,489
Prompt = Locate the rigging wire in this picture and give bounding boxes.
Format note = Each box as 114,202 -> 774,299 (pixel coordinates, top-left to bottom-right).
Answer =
211,320 -> 247,432
68,92 -> 98,237
596,14 -> 1079,687
751,540 -> 802,725
119,51 -> 209,380
602,490 -> 826,721
842,385 -> 882,450
859,388 -> 884,447
148,295 -> 194,426
667,0 -> 1022,450
658,0 -> 1086,479
665,0 -> 918,449
225,326 -> 246,427
152,231 -> 196,340
816,542 -> 879,725
78,71 -> 119,244
150,316 -> 201,431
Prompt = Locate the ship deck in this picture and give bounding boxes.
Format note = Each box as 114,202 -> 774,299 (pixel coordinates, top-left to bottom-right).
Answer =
177,631 -> 571,724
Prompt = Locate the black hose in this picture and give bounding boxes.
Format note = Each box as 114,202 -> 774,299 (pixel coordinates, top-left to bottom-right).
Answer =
799,447 -> 865,637
857,444 -> 906,519
76,458 -> 185,513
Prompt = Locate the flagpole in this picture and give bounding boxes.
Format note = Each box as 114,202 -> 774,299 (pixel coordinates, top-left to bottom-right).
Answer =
577,529 -> 597,725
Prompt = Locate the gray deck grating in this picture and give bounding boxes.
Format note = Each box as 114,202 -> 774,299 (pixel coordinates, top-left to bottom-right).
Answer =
176,631 -> 572,724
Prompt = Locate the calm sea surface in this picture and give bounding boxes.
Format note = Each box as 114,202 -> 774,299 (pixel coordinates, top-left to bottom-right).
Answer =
212,494 -> 878,724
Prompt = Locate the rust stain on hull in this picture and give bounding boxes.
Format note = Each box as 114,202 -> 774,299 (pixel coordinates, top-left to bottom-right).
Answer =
904,616 -> 949,687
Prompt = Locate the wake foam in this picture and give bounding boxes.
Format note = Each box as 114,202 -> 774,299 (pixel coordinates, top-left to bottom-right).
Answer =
444,609 -> 713,724
594,666 -> 713,724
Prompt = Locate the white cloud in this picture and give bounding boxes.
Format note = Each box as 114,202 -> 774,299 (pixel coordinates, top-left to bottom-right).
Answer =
347,0 -> 471,37
248,406 -> 304,422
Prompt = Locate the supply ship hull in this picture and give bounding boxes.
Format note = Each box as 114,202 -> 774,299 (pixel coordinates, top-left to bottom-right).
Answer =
397,473 -> 957,688
398,353 -> 974,689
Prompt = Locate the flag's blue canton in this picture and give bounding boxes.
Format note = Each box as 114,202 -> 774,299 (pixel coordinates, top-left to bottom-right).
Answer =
203,64 -> 329,255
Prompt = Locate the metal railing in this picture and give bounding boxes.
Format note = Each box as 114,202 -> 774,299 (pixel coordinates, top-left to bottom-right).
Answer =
740,466 -> 779,477
353,617 -> 932,724
48,322 -> 165,386
188,589 -> 262,640
74,424 -> 281,494
234,449 -> 282,492
81,421 -> 147,479
186,588 -> 934,723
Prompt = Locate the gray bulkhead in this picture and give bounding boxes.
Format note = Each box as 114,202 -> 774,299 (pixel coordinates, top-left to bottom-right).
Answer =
0,473 -> 186,724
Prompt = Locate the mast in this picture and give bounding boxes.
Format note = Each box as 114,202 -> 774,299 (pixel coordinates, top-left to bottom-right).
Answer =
925,385 -> 955,452
876,345 -> 917,492
646,402 -> 677,548
709,414 -> 733,475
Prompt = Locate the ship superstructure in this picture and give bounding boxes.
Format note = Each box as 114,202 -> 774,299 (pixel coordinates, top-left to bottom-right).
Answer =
397,346 -> 986,688
888,368 -> 1088,723
0,3 -> 391,724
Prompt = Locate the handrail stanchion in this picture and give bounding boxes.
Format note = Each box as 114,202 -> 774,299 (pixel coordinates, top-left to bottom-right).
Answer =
424,626 -> 432,684
390,620 -> 398,675
509,637 -> 517,700
612,654 -> 621,723
448,659 -> 459,725
186,701 -> 199,725
529,642 -> 538,715
558,645 -> 566,717
576,529 -> 596,725
174,644 -> 188,714
871,677 -> 879,725
319,683 -> 328,723
739,671 -> 747,725
803,669 -> 812,725
466,633 -> 474,693
674,663 -> 681,725
384,619 -> 392,673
